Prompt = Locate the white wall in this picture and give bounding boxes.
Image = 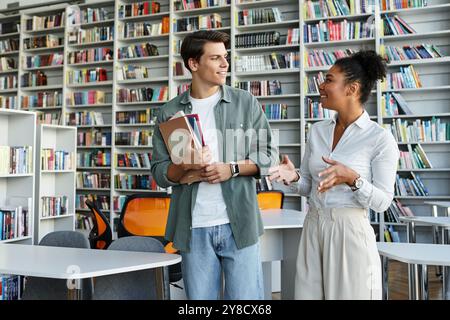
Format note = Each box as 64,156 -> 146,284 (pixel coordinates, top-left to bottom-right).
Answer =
0,0 -> 67,10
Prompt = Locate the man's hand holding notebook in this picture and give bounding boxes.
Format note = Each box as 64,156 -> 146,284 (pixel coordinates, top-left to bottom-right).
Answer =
158,111 -> 210,184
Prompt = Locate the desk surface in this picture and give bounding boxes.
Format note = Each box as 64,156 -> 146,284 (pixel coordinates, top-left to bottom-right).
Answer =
424,201 -> 450,208
398,216 -> 450,227
261,209 -> 306,230
377,242 -> 450,266
0,244 -> 181,279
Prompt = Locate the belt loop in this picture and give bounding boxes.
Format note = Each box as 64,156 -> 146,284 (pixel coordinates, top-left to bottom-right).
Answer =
330,208 -> 335,221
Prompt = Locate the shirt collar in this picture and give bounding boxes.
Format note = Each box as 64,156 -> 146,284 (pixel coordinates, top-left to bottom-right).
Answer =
331,110 -> 371,129
179,85 -> 231,105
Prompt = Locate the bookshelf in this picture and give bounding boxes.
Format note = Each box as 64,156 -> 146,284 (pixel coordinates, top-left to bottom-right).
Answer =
34,124 -> 76,244
0,109 -> 35,245
0,0 -> 446,241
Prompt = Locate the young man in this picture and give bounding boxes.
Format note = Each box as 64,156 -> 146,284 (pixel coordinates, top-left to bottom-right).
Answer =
151,30 -> 278,300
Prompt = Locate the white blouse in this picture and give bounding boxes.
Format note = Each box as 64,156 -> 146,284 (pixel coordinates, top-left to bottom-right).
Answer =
296,110 -> 399,213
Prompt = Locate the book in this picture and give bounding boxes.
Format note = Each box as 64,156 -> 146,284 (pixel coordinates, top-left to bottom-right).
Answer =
391,92 -> 413,115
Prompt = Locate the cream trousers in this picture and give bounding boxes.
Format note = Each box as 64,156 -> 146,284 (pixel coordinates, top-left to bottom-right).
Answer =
294,207 -> 382,300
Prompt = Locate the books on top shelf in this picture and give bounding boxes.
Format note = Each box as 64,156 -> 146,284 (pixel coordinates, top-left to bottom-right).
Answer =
0,21 -> 19,35
174,0 -> 230,11
25,13 -> 65,31
304,17 -> 374,43
381,43 -> 444,62
40,196 -> 68,217
77,150 -> 111,167
382,65 -> 422,90
382,14 -> 416,36
119,1 -> 161,18
41,148 -> 75,170
305,48 -> 356,67
0,146 -> 33,174
381,0 -> 427,11
237,8 -> 283,26
235,52 -> 300,72
303,0 -> 378,20
395,172 -> 429,196
384,117 -> 450,142
398,143 -> 433,169
68,7 -> 112,25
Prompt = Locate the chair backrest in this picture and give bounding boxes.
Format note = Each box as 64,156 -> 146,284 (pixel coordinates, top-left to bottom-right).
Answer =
118,193 -> 170,241
92,236 -> 167,300
85,199 -> 113,249
117,193 -> 182,283
21,231 -> 93,300
257,190 -> 285,210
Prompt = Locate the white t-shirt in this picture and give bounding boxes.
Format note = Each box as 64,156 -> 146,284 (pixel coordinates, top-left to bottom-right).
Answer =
190,90 -> 230,228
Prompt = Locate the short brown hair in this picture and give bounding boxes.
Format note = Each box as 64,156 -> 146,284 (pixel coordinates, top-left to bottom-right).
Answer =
180,30 -> 230,72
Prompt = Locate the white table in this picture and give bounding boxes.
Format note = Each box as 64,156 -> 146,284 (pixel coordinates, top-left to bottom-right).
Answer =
398,216 -> 450,300
0,243 -> 181,300
377,242 -> 450,300
260,208 -> 306,300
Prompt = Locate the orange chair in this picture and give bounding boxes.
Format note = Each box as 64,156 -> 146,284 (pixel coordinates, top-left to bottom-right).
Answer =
257,190 -> 285,210
84,200 -> 113,249
117,193 -> 182,284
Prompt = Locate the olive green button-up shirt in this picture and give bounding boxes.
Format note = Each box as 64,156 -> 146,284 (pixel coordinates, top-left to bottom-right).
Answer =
151,85 -> 279,252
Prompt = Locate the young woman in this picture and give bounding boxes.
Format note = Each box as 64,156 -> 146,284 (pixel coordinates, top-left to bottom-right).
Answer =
269,50 -> 399,299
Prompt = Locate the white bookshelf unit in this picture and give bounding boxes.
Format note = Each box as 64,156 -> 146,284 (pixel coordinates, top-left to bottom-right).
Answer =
34,124 -> 76,244
0,108 -> 35,245
0,0 -> 447,240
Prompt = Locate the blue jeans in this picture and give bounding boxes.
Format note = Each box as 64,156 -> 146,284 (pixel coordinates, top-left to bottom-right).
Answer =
180,223 -> 264,300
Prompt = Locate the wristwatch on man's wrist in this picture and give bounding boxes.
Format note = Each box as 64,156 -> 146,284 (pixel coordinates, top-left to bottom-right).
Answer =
230,161 -> 240,178
350,175 -> 363,191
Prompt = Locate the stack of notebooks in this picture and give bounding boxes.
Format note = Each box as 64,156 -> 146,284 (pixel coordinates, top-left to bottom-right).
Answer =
159,111 -> 205,184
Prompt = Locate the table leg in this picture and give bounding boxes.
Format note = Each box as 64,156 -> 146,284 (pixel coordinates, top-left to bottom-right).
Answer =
443,227 -> 450,300
67,279 -> 81,300
155,267 -> 167,300
381,255 -> 389,300
420,264 -> 429,300
262,262 -> 272,300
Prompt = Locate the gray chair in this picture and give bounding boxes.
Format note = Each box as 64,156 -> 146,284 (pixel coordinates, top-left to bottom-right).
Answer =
21,231 -> 93,300
93,236 -> 169,300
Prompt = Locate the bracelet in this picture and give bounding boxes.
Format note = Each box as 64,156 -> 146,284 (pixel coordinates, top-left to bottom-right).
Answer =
294,170 -> 301,182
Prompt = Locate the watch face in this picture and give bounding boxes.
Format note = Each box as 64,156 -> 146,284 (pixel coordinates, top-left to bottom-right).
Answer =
355,178 -> 363,188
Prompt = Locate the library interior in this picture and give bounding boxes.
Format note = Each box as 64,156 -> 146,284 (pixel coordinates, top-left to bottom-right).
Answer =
0,0 -> 449,301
